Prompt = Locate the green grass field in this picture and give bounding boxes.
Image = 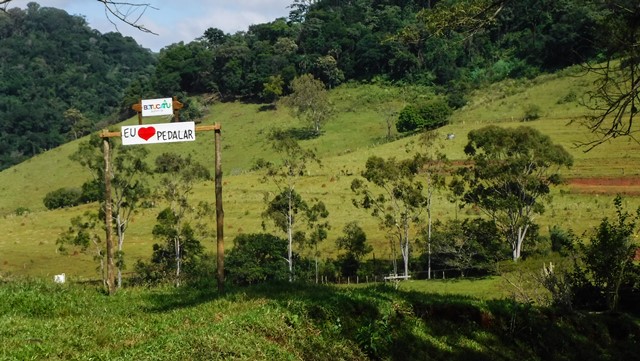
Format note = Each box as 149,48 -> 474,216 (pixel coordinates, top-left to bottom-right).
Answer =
0,68 -> 639,279
1,280 -> 638,360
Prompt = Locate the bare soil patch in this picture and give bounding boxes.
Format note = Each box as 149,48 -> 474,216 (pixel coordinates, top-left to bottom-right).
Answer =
567,177 -> 640,195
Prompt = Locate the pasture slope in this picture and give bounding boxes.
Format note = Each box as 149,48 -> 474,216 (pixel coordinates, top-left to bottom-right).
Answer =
1,67 -> 640,360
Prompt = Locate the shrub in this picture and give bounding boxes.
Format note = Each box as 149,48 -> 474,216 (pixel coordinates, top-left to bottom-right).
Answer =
14,207 -> 30,216
417,99 -> 452,129
43,187 -> 82,210
396,104 -> 422,133
80,179 -> 103,203
396,100 -> 452,133
522,104 -> 541,121
226,233 -> 289,285
569,196 -> 640,311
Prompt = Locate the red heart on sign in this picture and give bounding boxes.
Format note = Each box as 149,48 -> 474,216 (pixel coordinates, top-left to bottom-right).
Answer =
138,127 -> 156,141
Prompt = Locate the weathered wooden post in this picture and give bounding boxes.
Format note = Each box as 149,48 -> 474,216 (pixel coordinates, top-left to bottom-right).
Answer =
102,137 -> 116,295
215,124 -> 224,293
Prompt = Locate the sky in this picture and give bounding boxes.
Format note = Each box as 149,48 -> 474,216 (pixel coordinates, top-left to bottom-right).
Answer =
9,0 -> 294,52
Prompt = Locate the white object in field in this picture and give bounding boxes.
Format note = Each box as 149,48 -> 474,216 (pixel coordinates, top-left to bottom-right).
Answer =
53,273 -> 66,284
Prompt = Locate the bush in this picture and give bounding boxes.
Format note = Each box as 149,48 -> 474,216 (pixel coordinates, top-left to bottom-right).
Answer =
522,104 -> 541,121
417,99 -> 452,129
43,187 -> 82,210
14,207 -> 30,216
396,99 -> 452,133
396,104 -> 422,133
226,233 -> 289,285
80,179 -> 103,203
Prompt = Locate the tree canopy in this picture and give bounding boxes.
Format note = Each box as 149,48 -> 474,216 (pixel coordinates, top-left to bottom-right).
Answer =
453,125 -> 573,261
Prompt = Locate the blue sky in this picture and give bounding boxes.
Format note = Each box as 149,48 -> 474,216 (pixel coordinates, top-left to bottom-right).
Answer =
9,0 -> 294,51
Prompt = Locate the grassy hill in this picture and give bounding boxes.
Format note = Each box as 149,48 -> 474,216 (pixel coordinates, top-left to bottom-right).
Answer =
0,66 -> 639,279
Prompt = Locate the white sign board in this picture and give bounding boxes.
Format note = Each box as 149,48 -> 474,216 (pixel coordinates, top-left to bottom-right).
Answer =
121,122 -> 196,145
141,98 -> 173,117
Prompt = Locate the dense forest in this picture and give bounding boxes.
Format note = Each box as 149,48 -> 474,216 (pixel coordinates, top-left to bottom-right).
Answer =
0,3 -> 156,170
0,0 -> 628,170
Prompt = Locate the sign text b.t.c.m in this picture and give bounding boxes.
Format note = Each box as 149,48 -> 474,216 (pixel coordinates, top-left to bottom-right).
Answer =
141,98 -> 173,117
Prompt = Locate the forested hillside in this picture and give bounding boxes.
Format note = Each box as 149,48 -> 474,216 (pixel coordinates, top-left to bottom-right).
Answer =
154,0 -> 604,99
0,3 -> 155,170
0,0 -> 630,169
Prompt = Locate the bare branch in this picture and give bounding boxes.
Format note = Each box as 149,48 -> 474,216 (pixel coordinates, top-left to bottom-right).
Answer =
98,0 -> 159,35
0,0 -> 158,35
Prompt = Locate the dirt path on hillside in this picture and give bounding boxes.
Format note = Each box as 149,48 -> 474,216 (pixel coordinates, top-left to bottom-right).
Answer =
567,177 -> 640,195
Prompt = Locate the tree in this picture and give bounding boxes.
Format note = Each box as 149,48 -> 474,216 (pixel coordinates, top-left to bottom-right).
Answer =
260,129 -> 320,281
428,218 -> 501,277
452,126 -> 573,261
336,222 -> 372,278
56,211 -> 106,286
579,0 -> 640,148
412,131 -> 450,279
64,108 -> 93,140
304,199 -> 330,283
281,74 -> 332,136
70,135 -> 152,288
571,195 -> 640,311
149,153 -> 212,286
351,155 -> 427,278
262,188 -> 308,281
226,233 -> 289,285
262,74 -> 284,104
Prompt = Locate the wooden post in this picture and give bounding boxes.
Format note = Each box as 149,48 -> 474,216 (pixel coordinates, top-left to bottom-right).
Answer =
131,100 -> 143,125
173,97 -> 183,122
215,125 -> 224,293
103,138 -> 116,295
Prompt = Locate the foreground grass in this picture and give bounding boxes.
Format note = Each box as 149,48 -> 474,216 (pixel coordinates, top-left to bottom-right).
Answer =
1,279 -> 639,361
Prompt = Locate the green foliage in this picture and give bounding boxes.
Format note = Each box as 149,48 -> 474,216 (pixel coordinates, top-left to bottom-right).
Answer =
262,189 -> 308,235
137,153 -> 212,286
55,211 -> 104,281
570,196 -> 640,311
336,222 -> 372,277
42,187 -> 81,210
549,225 -> 576,255
134,209 -> 205,285
336,222 -> 372,261
352,154 -> 427,276
427,218 -> 503,276
262,74 -> 284,103
396,104 -> 423,133
454,125 -> 574,261
178,95 -> 205,123
281,74 -> 332,135
0,5 -> 155,170
396,100 -> 452,133
226,233 -> 290,285
522,104 -> 541,121
13,207 -> 30,216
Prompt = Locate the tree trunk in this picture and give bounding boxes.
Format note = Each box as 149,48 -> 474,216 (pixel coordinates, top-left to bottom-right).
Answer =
402,216 -> 410,278
287,188 -> 294,282
513,225 -> 529,261
175,236 -> 181,286
116,214 -> 124,289
427,194 -> 432,280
